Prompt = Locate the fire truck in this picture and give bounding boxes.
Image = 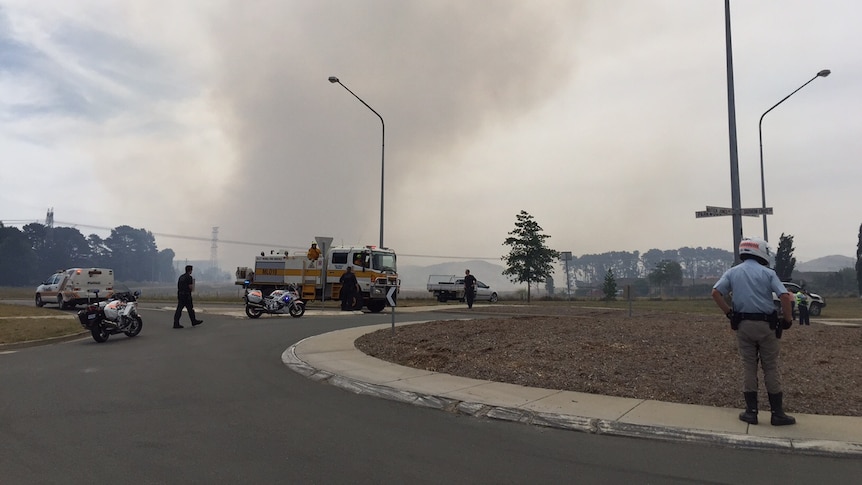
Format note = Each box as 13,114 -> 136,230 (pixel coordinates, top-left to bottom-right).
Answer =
235,241 -> 398,313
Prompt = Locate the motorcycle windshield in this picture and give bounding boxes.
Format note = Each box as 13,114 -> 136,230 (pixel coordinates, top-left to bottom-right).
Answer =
372,251 -> 397,273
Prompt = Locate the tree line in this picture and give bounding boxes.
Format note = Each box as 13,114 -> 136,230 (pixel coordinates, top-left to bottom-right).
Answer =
0,223 -> 176,286
501,211 -> 862,299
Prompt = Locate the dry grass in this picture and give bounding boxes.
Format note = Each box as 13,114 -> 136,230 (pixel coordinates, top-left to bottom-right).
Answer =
0,303 -> 82,344
0,318 -> 81,345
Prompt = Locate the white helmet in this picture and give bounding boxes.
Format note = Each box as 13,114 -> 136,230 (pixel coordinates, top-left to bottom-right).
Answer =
739,237 -> 772,266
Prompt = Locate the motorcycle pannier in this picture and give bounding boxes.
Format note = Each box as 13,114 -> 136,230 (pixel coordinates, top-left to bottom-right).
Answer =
246,289 -> 263,304
77,306 -> 104,328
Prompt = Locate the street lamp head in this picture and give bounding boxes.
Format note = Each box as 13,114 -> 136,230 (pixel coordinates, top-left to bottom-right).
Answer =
328,76 -> 339,83
817,69 -> 831,77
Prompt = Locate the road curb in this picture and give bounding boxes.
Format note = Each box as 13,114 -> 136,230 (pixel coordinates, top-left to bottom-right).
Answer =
282,342 -> 862,458
0,331 -> 89,350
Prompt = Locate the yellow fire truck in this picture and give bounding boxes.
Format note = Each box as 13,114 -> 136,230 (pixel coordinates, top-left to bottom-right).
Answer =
236,243 -> 398,313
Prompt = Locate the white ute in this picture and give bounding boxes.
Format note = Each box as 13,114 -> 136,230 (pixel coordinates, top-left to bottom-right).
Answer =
35,268 -> 114,309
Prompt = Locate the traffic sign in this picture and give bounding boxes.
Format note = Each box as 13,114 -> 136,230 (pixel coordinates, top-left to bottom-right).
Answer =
386,286 -> 397,307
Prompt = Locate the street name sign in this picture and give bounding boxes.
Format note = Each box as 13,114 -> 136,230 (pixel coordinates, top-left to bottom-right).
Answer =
696,206 -> 773,218
739,207 -> 773,216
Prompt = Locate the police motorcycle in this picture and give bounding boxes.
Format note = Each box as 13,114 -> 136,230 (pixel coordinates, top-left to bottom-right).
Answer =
76,284 -> 143,343
243,284 -> 305,319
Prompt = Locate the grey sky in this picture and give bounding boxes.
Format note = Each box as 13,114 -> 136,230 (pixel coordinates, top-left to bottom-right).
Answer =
1,1 -> 859,273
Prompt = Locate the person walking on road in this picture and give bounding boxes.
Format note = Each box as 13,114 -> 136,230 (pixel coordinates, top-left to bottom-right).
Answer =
711,237 -> 796,426
174,265 -> 203,329
463,269 -> 477,309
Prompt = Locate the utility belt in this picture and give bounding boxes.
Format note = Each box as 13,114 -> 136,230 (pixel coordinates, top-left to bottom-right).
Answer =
730,311 -> 778,330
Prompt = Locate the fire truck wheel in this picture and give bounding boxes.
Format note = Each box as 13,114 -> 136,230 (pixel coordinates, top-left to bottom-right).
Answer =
367,300 -> 386,313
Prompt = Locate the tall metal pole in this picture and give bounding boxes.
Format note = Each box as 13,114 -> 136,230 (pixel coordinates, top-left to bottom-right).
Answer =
724,0 -> 743,263
758,69 -> 831,241
328,76 -> 386,248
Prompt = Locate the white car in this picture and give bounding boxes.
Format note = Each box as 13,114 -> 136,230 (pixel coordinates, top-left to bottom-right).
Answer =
35,268 -> 114,309
456,279 -> 498,303
776,281 -> 826,317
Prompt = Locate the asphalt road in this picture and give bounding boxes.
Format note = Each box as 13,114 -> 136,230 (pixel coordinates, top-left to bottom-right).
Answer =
1,306 -> 860,484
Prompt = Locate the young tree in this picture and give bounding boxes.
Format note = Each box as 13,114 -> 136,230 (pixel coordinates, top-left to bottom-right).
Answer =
602,268 -> 618,301
856,223 -> 862,296
502,210 -> 559,303
773,233 -> 796,281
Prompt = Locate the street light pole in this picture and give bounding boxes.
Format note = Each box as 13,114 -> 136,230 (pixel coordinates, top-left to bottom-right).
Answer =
724,0 -> 744,264
757,69 -> 830,241
328,76 -> 386,248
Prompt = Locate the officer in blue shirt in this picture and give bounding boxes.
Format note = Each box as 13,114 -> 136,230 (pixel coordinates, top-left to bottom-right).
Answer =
711,237 -> 795,426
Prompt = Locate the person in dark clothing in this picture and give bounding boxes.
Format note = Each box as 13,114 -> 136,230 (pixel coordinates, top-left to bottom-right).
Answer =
463,269 -> 477,309
174,265 -> 203,328
339,267 -> 359,311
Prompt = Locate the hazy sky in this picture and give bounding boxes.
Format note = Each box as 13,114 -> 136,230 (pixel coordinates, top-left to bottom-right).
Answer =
2,0 -> 860,273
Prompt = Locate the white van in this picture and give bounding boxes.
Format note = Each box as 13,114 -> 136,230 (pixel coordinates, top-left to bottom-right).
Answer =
35,268 -> 114,309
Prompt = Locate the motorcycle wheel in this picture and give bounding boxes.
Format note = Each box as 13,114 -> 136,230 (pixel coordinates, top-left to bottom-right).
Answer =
124,315 -> 143,337
288,303 -> 305,318
91,327 -> 110,343
245,305 -> 264,319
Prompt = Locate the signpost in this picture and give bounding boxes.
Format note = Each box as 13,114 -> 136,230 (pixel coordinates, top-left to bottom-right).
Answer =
387,285 -> 398,335
315,236 -> 333,311
560,251 -> 572,300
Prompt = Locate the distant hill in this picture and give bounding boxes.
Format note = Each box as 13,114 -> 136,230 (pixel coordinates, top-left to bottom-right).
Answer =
796,255 -> 855,272
398,260 -> 521,292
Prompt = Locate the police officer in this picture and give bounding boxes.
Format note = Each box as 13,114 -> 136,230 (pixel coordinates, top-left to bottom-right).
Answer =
796,290 -> 810,326
711,237 -> 796,426
173,265 -> 203,329
339,266 -> 359,311
463,269 -> 477,309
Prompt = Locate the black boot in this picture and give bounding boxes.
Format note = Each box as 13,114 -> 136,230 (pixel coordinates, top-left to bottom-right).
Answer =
739,391 -> 758,425
768,392 -> 796,426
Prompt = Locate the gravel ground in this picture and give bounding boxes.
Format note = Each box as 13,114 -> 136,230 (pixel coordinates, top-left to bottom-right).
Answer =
355,306 -> 862,417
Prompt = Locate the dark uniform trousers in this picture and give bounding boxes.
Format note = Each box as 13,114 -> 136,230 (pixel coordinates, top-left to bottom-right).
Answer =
174,292 -> 197,324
